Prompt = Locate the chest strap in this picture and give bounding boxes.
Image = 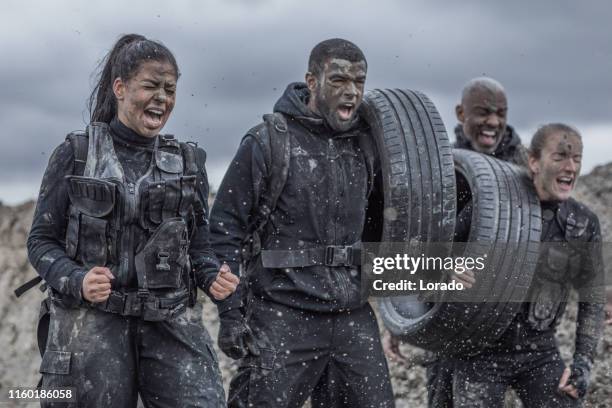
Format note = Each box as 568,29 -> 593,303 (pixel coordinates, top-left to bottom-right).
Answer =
260,243 -> 362,268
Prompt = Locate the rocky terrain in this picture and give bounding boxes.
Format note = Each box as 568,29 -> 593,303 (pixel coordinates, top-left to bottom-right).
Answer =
0,163 -> 610,407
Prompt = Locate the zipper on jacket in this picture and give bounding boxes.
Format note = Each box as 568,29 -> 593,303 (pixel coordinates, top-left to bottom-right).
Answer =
327,138 -> 339,245
123,146 -> 156,289
328,137 -> 352,307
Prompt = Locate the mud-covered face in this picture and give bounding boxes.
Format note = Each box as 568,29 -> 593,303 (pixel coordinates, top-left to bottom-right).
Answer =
529,132 -> 583,202
307,58 -> 367,132
456,86 -> 507,154
113,60 -> 177,138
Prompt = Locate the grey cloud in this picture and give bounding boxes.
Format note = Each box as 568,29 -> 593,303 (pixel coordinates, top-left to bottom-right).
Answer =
1,0 -> 611,204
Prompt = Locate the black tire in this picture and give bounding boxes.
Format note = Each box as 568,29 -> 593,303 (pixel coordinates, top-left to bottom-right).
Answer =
360,88 -> 456,349
379,149 -> 541,354
361,89 -> 456,243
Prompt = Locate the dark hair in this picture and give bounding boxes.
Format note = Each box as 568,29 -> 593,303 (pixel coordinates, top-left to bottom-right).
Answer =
88,34 -> 180,123
529,123 -> 582,159
308,38 -> 367,76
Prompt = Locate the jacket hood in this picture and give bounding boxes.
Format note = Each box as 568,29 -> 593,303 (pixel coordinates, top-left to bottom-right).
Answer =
273,82 -> 313,118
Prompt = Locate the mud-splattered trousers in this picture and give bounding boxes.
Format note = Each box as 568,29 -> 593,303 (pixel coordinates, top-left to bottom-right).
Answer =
42,299 -> 223,407
27,118 -> 226,407
211,83 -> 394,407
452,199 -> 604,408
227,299 -> 393,408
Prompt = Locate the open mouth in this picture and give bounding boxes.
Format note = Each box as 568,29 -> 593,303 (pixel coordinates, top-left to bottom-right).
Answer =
144,108 -> 165,128
337,103 -> 355,121
477,129 -> 497,146
556,175 -> 574,192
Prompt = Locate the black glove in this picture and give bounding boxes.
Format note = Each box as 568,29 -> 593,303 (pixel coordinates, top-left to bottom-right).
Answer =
568,354 -> 592,399
218,309 -> 260,360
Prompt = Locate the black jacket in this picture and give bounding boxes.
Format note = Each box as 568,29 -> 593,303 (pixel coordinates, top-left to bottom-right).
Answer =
211,83 -> 373,313
525,198 -> 604,363
27,118 -> 220,302
454,124 -> 527,166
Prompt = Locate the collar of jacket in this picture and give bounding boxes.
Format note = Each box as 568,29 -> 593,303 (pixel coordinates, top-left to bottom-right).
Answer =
541,199 -> 582,238
110,116 -> 156,148
292,114 -> 367,140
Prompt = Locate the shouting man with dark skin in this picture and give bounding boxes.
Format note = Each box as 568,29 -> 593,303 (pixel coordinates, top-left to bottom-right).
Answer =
211,39 -> 394,407
454,76 -> 527,165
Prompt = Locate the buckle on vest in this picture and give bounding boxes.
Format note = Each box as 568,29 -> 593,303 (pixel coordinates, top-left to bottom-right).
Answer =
325,245 -> 353,266
156,252 -> 171,271
105,291 -> 127,314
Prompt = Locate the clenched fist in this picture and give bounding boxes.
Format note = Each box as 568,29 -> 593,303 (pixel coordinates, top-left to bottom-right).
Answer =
82,266 -> 114,303
210,263 -> 239,300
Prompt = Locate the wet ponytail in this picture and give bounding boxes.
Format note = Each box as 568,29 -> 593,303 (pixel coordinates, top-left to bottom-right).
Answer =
88,34 -> 179,123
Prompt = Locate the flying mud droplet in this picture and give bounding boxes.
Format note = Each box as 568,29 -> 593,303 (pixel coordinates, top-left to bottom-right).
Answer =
384,207 -> 398,221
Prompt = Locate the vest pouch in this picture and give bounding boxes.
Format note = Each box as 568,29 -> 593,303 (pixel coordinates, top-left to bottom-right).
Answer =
156,148 -> 184,174
179,175 -> 197,217
567,252 -> 583,280
146,181 -> 166,225
78,215 -> 109,268
135,218 -> 189,290
543,245 -> 570,282
527,278 -> 568,331
65,206 -> 79,259
143,175 -> 198,228
66,176 -> 116,218
143,179 -> 182,226
65,176 -> 115,267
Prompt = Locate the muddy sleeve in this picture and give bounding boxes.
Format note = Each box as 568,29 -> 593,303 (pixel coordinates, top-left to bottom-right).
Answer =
188,147 -> 223,300
573,216 -> 605,364
26,140 -> 88,300
210,135 -> 267,313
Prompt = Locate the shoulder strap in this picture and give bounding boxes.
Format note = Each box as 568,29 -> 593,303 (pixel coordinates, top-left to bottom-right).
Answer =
241,112 -> 291,260
262,112 -> 291,213
65,130 -> 88,176
356,131 -> 376,197
179,141 -> 208,239
180,141 -> 204,176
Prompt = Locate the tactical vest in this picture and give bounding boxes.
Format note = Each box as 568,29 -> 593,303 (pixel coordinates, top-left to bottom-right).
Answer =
525,202 -> 591,331
65,122 -> 203,321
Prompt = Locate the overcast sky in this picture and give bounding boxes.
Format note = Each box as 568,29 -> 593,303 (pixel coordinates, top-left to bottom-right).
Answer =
1,0 -> 610,204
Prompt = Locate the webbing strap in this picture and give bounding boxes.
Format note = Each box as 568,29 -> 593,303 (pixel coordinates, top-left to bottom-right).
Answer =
14,276 -> 43,298
260,244 -> 362,268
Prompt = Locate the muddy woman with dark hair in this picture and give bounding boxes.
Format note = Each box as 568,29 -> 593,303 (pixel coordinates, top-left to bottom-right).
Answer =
27,34 -> 237,407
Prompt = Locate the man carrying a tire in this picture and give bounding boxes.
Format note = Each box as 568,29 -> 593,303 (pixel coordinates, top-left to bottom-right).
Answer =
452,123 -> 604,407
383,76 -> 528,407
453,76 -> 527,166
210,39 -> 394,407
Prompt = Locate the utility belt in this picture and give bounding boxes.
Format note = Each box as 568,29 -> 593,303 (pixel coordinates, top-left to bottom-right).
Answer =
260,243 -> 362,268
92,289 -> 191,322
